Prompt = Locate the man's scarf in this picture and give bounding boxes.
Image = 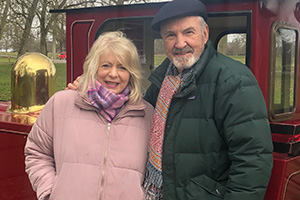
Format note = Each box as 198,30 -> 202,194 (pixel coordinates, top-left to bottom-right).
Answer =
88,80 -> 130,122
144,73 -> 181,200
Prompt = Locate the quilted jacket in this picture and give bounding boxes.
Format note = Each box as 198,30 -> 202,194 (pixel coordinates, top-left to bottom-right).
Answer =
144,40 -> 273,200
25,90 -> 153,200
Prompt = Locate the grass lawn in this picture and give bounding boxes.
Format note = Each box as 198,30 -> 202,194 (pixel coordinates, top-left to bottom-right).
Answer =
0,63 -> 66,100
0,63 -> 12,100
154,54 -> 167,67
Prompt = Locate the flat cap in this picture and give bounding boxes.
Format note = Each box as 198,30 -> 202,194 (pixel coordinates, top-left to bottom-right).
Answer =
151,0 -> 207,31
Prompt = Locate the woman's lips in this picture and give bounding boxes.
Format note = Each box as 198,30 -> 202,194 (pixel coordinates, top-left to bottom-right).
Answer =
105,81 -> 119,88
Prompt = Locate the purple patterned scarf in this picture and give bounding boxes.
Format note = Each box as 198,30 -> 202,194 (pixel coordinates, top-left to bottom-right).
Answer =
88,80 -> 130,122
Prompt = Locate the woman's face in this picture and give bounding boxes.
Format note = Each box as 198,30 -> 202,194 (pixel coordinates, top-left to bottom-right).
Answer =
97,52 -> 130,94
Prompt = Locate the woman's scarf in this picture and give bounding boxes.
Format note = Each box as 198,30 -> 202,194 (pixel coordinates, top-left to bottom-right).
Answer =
88,80 -> 130,122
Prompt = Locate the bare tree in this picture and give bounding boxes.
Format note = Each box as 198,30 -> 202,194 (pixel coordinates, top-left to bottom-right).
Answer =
0,0 -> 11,41
0,25 -> 11,51
227,34 -> 246,56
10,0 -> 39,56
36,0 -> 69,55
98,0 -> 148,6
1,0 -> 163,54
38,0 -> 102,55
63,0 -> 97,8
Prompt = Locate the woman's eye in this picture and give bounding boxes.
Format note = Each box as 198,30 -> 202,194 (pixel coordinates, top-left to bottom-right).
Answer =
102,64 -> 109,68
119,66 -> 127,70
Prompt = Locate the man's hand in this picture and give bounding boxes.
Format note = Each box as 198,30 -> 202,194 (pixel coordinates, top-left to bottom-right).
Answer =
65,76 -> 81,90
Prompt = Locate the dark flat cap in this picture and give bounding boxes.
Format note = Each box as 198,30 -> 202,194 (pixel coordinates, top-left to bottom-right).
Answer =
151,0 -> 207,31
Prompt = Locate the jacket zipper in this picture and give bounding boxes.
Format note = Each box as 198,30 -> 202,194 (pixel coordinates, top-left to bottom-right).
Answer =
99,123 -> 111,200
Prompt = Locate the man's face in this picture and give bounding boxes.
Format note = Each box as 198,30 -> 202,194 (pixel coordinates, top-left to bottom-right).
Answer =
160,16 -> 209,73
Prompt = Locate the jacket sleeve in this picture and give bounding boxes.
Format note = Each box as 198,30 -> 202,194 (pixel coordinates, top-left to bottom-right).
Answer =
214,73 -> 273,200
24,96 -> 56,200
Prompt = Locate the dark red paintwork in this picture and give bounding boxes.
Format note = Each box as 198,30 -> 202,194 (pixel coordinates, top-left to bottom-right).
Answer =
0,102 -> 37,200
1,1 -> 300,199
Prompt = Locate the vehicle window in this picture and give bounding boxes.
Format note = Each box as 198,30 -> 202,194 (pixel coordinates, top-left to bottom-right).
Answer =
154,38 -> 167,69
269,21 -> 298,120
96,17 -> 155,93
208,11 -> 250,67
96,18 -> 153,65
217,33 -> 246,64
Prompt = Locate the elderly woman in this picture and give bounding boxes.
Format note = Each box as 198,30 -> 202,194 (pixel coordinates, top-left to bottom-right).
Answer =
24,31 -> 153,200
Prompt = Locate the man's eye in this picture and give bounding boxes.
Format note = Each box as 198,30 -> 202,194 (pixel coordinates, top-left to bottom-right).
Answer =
167,34 -> 175,38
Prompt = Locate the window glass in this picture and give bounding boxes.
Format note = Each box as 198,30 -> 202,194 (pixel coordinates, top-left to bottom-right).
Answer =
96,17 -> 154,93
218,33 -> 246,64
96,18 -> 152,64
274,28 -> 296,114
154,39 -> 167,68
270,22 -> 298,120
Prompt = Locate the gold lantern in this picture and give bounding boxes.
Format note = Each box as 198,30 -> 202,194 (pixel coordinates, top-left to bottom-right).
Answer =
10,52 -> 57,114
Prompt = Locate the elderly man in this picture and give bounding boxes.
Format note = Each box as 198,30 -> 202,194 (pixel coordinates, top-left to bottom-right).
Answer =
142,0 -> 273,200
67,0 -> 273,199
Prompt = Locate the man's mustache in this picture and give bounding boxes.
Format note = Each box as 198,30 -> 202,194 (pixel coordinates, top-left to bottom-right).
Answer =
173,46 -> 194,54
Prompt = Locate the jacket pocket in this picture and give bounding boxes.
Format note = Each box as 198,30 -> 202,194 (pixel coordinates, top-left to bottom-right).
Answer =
184,174 -> 226,200
49,163 -> 101,200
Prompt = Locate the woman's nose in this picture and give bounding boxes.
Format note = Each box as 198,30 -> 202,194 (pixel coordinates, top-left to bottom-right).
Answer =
109,66 -> 118,77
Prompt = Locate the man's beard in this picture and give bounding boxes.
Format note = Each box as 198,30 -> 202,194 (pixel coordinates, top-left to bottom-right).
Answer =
172,53 -> 199,71
171,44 -> 204,72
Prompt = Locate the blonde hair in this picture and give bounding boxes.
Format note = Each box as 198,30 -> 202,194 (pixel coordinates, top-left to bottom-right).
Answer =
79,31 -> 143,104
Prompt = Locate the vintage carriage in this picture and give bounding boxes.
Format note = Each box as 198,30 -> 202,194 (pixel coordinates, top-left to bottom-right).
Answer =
1,0 -> 300,199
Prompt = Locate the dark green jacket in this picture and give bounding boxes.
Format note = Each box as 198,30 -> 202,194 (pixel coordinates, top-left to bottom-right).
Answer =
144,40 -> 273,200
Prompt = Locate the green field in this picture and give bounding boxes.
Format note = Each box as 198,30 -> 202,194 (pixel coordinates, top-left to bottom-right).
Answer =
154,54 -> 167,67
0,63 -> 12,100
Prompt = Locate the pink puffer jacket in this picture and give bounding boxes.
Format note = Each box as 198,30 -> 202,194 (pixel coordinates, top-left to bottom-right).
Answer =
25,90 -> 153,200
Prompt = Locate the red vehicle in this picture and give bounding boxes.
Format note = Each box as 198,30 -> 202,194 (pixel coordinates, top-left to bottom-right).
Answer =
1,0 -> 300,199
58,52 -> 67,60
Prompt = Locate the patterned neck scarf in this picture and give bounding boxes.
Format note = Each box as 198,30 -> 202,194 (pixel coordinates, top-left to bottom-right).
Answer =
88,80 -> 130,122
144,72 -> 181,200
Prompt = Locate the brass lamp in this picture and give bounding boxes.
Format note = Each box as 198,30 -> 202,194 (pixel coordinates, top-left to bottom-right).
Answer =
10,52 -> 57,114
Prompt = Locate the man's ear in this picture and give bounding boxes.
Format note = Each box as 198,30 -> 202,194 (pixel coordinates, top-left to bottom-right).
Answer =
204,25 -> 209,44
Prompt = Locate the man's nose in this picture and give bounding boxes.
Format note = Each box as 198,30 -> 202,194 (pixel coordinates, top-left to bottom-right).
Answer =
175,35 -> 187,49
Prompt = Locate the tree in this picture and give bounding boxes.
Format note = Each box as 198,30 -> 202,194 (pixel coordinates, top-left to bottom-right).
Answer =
0,26 -> 11,51
99,0 -> 147,6
10,0 -> 39,56
0,0 -> 11,41
1,0 -> 164,55
36,0 -> 70,55
227,34 -> 246,56
38,0 -> 102,56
